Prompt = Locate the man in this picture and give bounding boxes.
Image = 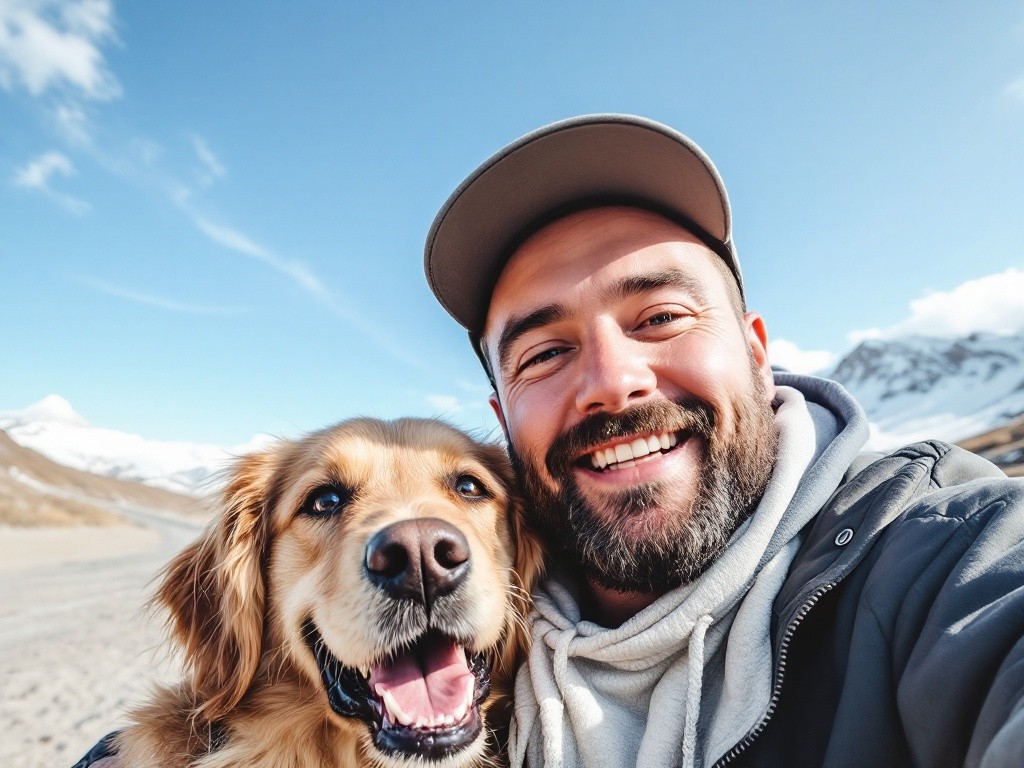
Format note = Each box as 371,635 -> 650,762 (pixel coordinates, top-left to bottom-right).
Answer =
423,114 -> 1024,767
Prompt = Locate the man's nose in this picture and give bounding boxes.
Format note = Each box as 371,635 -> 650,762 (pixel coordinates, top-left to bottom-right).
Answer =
574,323 -> 657,414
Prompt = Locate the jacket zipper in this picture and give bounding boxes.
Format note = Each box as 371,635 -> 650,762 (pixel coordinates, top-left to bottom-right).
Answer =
710,582 -> 836,768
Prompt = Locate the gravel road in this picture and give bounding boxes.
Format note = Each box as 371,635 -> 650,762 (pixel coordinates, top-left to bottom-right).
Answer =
0,504 -> 204,767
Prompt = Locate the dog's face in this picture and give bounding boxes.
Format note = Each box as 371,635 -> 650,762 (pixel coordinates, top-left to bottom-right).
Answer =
159,418 -> 542,767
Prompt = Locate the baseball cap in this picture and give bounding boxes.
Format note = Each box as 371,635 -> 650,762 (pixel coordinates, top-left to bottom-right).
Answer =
424,113 -> 742,338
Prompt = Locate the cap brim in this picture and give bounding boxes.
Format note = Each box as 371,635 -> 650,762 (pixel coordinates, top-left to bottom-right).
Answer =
424,114 -> 735,334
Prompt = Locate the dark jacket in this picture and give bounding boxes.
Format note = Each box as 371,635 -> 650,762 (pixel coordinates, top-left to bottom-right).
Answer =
718,441 -> 1024,768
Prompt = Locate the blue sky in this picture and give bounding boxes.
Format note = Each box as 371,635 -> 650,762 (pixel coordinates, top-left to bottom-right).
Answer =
2,1 -> 1023,446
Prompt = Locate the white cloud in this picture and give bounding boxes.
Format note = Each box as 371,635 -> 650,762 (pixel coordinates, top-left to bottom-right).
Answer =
0,0 -> 120,100
426,394 -> 465,414
849,267 -> 1024,343
767,338 -> 836,375
1006,76 -> 1024,104
191,135 -> 225,183
424,393 -> 488,416
456,378 -> 493,394
12,149 -> 89,212
75,275 -> 247,314
13,148 -> 72,187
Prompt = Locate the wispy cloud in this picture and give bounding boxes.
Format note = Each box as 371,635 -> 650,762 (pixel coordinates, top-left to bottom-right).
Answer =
423,392 -> 490,418
53,101 -> 91,144
426,394 -> 467,414
456,378 -> 492,393
1006,76 -> 1024,104
75,274 -> 248,314
3,4 -> 437,381
13,149 -> 71,187
193,216 -> 328,299
849,267 -> 1024,344
191,134 -> 225,184
767,339 -> 836,375
0,0 -> 120,100
12,149 -> 90,213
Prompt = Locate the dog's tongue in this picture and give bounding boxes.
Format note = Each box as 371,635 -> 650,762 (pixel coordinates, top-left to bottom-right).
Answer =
370,635 -> 474,727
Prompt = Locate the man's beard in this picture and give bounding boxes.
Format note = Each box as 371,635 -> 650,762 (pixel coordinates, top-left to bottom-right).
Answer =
507,373 -> 779,594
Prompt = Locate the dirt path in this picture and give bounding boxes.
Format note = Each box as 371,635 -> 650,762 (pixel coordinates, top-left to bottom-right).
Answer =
0,504 -> 204,767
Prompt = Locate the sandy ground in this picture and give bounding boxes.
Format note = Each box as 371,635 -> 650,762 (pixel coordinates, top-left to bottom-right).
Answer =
0,505 -> 204,767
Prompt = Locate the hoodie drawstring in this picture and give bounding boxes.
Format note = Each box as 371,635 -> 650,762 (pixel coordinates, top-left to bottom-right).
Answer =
682,614 -> 713,768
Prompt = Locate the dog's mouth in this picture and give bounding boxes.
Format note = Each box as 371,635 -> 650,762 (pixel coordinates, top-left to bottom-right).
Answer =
304,621 -> 490,761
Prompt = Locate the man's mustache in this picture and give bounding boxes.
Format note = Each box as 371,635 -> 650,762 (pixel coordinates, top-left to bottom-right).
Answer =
545,398 -> 717,477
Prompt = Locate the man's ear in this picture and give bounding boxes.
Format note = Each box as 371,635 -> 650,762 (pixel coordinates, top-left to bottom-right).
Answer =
744,311 -> 776,399
489,391 -> 511,442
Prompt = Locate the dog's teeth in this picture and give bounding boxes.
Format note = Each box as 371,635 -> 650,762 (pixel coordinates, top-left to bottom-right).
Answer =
381,691 -> 414,727
660,433 -> 671,450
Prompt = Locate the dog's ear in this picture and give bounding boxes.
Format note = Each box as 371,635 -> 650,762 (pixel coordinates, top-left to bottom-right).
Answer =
475,442 -> 544,676
502,487 -> 544,675
156,448 -> 278,721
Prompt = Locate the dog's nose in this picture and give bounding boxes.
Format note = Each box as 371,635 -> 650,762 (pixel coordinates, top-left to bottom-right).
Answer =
364,518 -> 471,606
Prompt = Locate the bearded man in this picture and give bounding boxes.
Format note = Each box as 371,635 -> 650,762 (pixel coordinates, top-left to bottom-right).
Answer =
423,114 -> 1024,768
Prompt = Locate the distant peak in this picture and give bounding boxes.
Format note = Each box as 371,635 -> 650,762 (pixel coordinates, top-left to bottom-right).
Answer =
20,395 -> 90,427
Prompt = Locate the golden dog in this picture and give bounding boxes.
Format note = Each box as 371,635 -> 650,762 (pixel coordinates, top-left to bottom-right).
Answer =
115,418 -> 542,768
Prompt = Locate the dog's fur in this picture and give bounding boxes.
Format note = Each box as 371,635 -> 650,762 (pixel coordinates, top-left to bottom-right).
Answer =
116,418 -> 542,768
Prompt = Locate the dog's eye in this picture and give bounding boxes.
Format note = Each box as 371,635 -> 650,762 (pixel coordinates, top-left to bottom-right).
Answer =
454,474 -> 488,499
301,485 -> 350,517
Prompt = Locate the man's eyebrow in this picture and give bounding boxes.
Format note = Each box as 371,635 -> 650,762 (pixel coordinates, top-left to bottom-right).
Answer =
495,303 -> 567,375
604,268 -> 712,305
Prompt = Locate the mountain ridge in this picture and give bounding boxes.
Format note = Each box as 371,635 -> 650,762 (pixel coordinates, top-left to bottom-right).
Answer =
825,331 -> 1024,451
0,426 -> 204,526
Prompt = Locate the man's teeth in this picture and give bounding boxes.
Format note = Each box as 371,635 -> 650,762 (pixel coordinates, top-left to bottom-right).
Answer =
590,431 -> 678,470
376,684 -> 473,730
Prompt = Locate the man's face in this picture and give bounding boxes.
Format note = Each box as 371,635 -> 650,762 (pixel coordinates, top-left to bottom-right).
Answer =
482,206 -> 779,594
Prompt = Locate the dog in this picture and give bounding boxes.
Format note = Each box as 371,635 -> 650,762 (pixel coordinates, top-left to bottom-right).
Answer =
114,417 -> 543,768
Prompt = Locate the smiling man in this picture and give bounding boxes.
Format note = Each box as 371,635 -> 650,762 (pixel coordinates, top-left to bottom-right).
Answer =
424,115 -> 1024,768
485,206 -> 779,617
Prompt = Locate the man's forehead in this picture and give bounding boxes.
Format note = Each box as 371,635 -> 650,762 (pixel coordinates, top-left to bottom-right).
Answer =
484,206 -> 718,331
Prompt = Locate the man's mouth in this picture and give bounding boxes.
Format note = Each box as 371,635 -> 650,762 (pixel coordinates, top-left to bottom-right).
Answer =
304,621 -> 489,761
583,430 -> 687,472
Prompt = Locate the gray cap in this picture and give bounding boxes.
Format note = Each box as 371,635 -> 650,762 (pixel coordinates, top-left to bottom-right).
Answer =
424,113 -> 741,336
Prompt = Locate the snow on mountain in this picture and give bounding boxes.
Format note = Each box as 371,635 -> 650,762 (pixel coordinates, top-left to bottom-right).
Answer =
0,396 -> 266,496
8,333 -> 1024,495
826,332 -> 1024,450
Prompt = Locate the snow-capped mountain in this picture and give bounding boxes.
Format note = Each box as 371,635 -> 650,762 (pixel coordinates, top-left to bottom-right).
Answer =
826,332 -> 1024,450
6,333 -> 1024,496
0,396 -> 263,496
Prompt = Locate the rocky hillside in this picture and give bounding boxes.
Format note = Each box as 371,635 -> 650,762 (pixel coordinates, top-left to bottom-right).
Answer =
956,414 -> 1024,477
0,396 -> 245,496
827,332 -> 1024,450
0,427 -> 205,526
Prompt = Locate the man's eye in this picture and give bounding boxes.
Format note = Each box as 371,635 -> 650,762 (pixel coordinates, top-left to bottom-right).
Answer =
643,311 -> 677,327
520,347 -> 564,372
